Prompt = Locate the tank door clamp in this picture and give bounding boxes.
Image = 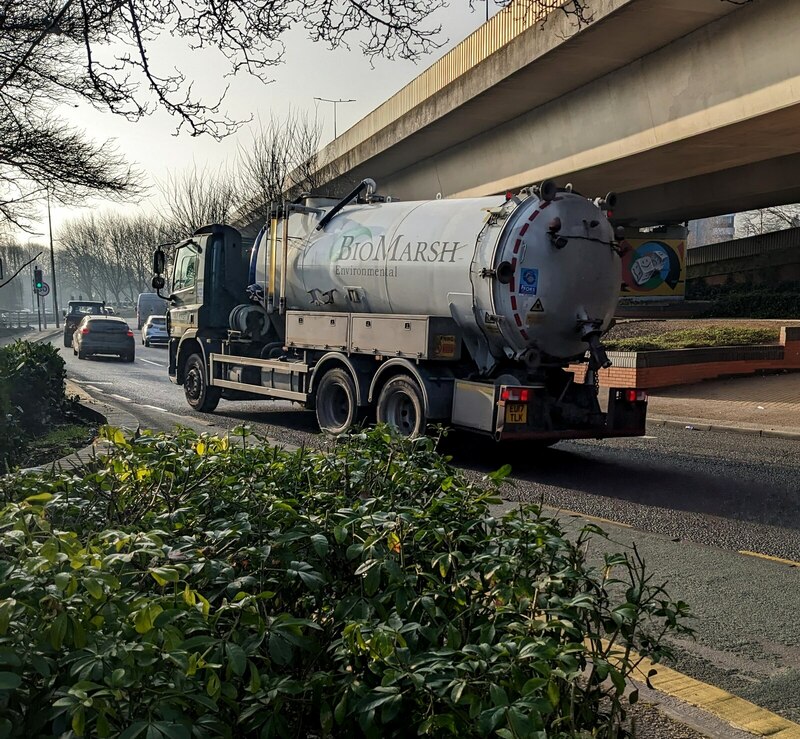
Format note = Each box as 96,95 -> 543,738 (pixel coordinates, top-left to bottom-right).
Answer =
482,261 -> 515,284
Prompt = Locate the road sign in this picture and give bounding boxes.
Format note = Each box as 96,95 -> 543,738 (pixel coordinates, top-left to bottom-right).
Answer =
36,282 -> 50,297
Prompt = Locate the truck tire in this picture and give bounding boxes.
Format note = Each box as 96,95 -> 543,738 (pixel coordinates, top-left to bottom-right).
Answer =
376,375 -> 426,437
184,352 -> 221,412
315,368 -> 358,435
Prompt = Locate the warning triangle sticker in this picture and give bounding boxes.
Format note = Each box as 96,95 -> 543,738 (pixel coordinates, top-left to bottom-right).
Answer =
530,298 -> 544,312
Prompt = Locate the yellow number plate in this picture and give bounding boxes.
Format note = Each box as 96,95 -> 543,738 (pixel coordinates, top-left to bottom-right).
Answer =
505,403 -> 527,424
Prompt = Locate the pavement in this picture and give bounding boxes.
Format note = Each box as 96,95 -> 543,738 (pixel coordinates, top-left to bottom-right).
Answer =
647,372 -> 800,439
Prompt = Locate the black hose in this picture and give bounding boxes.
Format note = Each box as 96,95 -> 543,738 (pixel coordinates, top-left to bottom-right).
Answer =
315,179 -> 374,231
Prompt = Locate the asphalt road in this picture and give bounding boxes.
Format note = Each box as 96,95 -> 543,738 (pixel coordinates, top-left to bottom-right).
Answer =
58,340 -> 800,725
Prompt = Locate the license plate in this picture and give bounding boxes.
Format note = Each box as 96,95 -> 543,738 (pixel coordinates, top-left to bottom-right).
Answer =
505,403 -> 527,424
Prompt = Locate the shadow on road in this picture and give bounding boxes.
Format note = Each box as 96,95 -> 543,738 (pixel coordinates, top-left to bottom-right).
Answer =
438,431 -> 800,530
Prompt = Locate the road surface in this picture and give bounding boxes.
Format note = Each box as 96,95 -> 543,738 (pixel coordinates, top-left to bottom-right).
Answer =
59,342 -> 800,725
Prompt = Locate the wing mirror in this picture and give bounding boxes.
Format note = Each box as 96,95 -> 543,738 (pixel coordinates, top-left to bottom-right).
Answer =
153,247 -> 166,276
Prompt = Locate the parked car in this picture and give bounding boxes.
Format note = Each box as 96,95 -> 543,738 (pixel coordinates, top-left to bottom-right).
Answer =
103,305 -> 117,315
72,316 -> 135,362
63,300 -> 105,347
141,315 -> 168,346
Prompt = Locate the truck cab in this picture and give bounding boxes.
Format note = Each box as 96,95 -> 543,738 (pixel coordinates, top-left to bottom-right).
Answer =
166,225 -> 252,390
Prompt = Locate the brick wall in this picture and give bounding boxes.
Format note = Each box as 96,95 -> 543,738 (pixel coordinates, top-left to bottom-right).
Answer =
568,326 -> 800,389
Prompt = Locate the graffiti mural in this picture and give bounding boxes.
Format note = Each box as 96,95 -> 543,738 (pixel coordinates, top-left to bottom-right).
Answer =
620,236 -> 686,299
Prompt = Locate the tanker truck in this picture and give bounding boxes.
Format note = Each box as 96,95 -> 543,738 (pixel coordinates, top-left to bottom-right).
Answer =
151,179 -> 648,442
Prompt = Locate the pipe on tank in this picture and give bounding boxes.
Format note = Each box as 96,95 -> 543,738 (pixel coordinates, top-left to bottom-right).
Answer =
315,178 -> 376,231
279,202 -> 289,315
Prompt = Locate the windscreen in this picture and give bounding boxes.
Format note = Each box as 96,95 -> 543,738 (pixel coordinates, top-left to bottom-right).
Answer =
70,303 -> 103,315
87,320 -> 128,332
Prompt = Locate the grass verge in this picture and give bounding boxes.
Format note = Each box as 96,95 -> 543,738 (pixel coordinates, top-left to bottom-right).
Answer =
605,326 -> 780,352
18,421 -> 97,468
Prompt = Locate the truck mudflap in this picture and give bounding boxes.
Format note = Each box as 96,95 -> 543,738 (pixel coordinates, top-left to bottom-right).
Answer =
478,384 -> 648,442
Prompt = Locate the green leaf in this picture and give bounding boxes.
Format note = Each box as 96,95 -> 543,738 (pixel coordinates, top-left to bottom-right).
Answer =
226,643 -> 247,677
24,492 -> 54,504
333,525 -> 347,544
72,706 -> 86,736
150,567 -> 179,586
0,718 -> 13,739
134,604 -> 163,635
0,672 -> 21,690
487,463 -> 512,484
610,667 -> 626,695
84,578 -> 104,600
364,563 -> 381,596
206,672 -> 221,698
547,680 -> 560,707
489,683 -> 508,707
311,533 -> 329,558
268,632 -> 292,666
0,648 -> 21,667
118,722 -> 148,739
334,692 -> 348,724
50,612 -> 68,650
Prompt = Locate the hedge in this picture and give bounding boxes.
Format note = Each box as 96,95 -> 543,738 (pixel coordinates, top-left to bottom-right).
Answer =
0,427 -> 692,738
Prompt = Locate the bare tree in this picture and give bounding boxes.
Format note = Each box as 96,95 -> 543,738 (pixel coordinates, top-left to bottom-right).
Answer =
0,237 -> 38,309
735,205 -> 800,239
157,164 -> 241,237
57,215 -> 105,300
237,111 -> 333,223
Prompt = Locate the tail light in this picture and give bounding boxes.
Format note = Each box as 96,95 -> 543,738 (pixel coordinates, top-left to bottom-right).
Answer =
81,327 -> 90,334
500,387 -> 531,402
126,330 -> 134,337
625,389 -> 648,403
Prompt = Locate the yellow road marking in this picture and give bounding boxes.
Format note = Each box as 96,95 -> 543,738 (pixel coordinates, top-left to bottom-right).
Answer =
625,649 -> 800,738
546,506 -> 632,529
739,550 -> 800,567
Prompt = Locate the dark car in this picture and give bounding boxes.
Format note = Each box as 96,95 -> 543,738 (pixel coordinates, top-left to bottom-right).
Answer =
72,316 -> 135,362
63,301 -> 105,347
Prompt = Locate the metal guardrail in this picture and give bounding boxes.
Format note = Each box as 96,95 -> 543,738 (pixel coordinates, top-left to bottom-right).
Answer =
0,310 -> 58,329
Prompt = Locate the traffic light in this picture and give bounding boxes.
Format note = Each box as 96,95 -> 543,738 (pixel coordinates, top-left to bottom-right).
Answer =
34,267 -> 43,290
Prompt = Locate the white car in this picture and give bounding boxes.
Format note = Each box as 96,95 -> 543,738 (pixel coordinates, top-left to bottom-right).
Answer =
141,315 -> 168,347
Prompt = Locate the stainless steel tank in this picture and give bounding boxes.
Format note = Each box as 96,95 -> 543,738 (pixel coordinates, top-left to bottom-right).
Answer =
253,191 -> 620,371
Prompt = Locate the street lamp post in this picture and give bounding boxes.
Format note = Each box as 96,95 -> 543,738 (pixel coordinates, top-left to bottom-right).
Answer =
46,187 -> 60,327
313,97 -> 356,140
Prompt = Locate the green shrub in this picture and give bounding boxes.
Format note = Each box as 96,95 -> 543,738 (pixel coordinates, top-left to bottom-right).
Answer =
0,428 -> 692,738
605,326 -> 779,352
687,280 -> 800,317
0,340 -> 70,469
703,292 -> 800,318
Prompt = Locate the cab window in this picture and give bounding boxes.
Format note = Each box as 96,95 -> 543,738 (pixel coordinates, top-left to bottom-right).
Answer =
173,246 -> 199,291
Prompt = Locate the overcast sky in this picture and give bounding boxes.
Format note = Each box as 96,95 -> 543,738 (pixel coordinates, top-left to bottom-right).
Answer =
34,3 -> 498,242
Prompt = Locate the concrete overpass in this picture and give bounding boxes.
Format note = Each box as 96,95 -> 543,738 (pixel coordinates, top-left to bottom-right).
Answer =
303,0 -> 800,226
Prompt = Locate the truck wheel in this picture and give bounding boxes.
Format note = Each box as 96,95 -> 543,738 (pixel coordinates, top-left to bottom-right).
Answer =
376,375 -> 426,437
315,368 -> 358,435
184,353 -> 221,412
